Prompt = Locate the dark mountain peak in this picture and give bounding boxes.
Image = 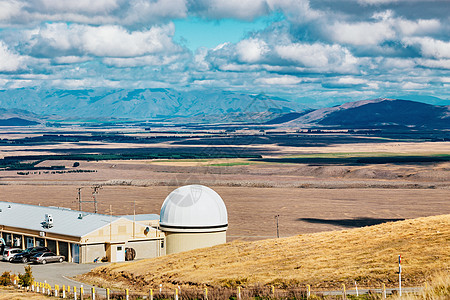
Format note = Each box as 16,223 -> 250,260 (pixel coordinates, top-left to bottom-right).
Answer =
286,98 -> 450,129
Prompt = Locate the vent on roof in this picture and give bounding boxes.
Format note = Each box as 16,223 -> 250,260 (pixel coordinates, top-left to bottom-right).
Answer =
43,214 -> 53,228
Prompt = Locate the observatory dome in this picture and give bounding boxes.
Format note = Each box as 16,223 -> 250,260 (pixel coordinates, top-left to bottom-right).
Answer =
159,185 -> 228,232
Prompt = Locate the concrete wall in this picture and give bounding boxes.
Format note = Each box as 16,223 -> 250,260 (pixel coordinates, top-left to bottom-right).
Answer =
81,243 -> 105,263
125,238 -> 165,260
165,231 -> 226,254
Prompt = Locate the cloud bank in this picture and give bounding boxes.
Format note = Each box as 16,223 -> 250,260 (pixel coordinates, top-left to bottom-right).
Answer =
0,0 -> 449,105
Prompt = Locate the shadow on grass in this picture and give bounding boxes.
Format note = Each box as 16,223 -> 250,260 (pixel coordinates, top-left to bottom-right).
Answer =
297,217 -> 405,228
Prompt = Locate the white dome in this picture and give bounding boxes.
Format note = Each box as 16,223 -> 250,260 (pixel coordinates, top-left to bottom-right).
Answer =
159,185 -> 228,232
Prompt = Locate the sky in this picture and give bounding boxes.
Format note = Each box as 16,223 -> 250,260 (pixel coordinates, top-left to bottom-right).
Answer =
0,0 -> 449,106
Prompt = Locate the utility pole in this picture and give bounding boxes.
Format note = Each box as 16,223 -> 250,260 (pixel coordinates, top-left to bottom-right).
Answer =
275,214 -> 280,238
77,188 -> 82,211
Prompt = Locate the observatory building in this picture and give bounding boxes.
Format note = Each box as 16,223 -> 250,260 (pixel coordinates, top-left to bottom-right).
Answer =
159,185 -> 228,254
0,185 -> 228,262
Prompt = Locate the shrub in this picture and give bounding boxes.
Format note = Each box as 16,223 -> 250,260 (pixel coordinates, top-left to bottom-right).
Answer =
18,265 -> 33,287
0,271 -> 12,286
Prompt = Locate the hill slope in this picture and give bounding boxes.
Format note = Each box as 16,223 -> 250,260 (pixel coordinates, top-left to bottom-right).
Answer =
80,215 -> 449,291
286,98 -> 450,128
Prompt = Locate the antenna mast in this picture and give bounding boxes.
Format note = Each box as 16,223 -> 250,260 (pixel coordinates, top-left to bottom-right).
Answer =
76,185 -> 102,213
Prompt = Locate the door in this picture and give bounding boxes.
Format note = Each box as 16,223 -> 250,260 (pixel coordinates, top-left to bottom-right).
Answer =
26,237 -> 34,248
71,244 -> 79,263
116,245 -> 125,262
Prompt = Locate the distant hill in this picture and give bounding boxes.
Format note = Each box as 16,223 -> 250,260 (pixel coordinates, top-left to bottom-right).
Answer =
0,117 -> 39,126
0,108 -> 42,126
80,214 -> 450,290
285,98 -> 450,129
0,88 -> 306,122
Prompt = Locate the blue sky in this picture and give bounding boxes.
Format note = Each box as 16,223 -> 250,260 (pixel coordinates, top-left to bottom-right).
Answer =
0,0 -> 449,107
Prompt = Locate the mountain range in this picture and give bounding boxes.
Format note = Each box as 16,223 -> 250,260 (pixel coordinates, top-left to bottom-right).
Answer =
0,88 -> 448,129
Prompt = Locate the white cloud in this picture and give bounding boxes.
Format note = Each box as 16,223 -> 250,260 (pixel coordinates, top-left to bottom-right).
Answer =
28,23 -> 181,57
396,19 -> 441,36
403,37 -> 450,59
275,42 -> 358,72
416,58 -> 450,69
330,21 -> 395,46
255,75 -> 302,85
0,0 -> 22,21
53,56 -> 92,64
236,38 -> 268,63
35,0 -> 119,14
402,81 -> 429,90
0,41 -> 24,71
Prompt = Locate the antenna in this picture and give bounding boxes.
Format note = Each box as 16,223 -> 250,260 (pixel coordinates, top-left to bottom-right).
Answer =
76,185 -> 102,213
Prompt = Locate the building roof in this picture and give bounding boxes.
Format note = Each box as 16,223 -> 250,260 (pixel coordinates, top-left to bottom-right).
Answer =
159,185 -> 228,232
0,201 -> 122,238
122,214 -> 160,222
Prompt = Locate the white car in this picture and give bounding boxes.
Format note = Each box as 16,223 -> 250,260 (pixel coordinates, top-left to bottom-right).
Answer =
2,248 -> 22,262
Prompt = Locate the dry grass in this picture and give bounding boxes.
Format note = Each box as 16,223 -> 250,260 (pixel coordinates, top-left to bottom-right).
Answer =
79,215 -> 450,292
0,287 -> 49,300
391,272 -> 450,300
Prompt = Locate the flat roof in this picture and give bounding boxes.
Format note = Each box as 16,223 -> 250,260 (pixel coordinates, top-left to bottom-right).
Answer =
0,201 -> 122,238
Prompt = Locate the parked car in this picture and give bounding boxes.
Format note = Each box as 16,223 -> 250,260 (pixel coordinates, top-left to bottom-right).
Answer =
31,252 -> 65,264
11,246 -> 50,263
2,247 -> 22,262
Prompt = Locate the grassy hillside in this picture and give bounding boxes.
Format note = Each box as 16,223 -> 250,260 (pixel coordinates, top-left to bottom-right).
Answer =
80,215 -> 449,292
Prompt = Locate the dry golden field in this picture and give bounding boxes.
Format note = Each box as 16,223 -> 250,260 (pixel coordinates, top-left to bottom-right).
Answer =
79,214 -> 450,291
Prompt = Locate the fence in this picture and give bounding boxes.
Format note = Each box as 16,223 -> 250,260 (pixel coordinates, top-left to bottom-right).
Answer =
6,274 -> 426,300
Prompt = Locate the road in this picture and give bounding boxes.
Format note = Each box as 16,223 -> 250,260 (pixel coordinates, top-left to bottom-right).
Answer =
0,260 -> 107,295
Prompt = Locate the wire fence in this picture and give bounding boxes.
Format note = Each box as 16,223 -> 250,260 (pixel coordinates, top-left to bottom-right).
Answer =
5,273 -> 424,300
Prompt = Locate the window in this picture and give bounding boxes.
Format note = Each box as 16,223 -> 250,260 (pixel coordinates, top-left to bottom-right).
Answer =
117,246 -> 122,251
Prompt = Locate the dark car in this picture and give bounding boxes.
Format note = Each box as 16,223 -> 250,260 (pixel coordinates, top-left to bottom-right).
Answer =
31,252 -> 65,264
11,246 -> 50,263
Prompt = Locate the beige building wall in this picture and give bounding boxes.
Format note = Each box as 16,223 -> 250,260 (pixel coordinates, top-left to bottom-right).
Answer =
165,231 -> 226,254
81,243 -> 105,263
126,239 -> 165,260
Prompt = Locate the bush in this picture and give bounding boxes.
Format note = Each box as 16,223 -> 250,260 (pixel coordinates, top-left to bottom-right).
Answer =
18,265 -> 33,287
0,271 -> 12,286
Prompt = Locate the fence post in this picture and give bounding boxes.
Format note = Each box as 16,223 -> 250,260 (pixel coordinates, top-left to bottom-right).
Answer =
126,288 -> 129,300
355,281 -> 359,297
149,289 -> 153,300
55,284 -> 59,297
307,284 -> 311,298
342,283 -> 346,300
237,286 -> 241,300
74,286 -> 77,300
382,283 -> 386,299
160,284 -> 162,294
106,288 -> 110,300
68,285 -> 70,294
271,285 -> 275,295
204,287 -> 208,300
175,288 -> 178,300
31,281 -> 35,292
63,285 -> 66,298
91,287 -> 95,300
